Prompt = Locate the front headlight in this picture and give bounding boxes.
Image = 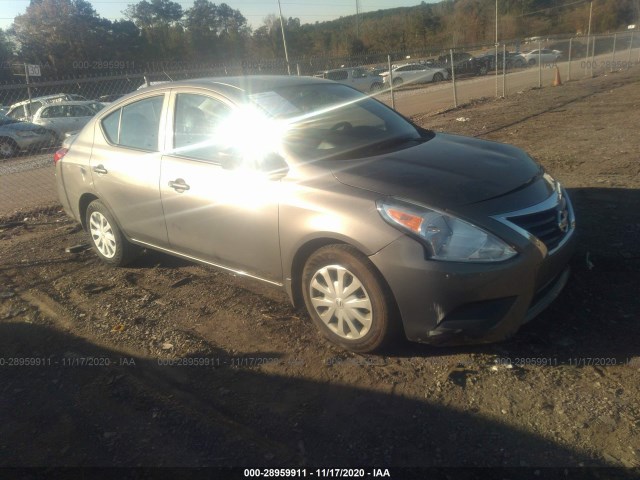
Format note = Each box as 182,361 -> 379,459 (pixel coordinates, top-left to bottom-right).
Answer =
377,198 -> 517,263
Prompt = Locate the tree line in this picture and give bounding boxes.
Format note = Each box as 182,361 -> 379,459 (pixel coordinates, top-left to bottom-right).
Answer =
0,0 -> 638,81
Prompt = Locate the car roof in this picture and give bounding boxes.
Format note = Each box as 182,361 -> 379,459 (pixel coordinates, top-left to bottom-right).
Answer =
10,93 -> 74,107
39,101 -> 100,108
136,75 -> 335,102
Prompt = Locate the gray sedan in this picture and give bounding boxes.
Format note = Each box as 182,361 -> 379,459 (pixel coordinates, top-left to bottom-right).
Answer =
54,76 -> 575,352
0,114 -> 57,158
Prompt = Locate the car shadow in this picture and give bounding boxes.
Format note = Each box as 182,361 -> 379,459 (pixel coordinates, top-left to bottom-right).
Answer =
0,321 -> 629,472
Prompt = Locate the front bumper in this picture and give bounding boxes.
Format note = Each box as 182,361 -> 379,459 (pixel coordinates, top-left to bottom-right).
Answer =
369,212 -> 576,346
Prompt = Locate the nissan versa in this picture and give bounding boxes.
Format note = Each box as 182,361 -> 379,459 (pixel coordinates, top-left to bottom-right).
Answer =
54,76 -> 576,353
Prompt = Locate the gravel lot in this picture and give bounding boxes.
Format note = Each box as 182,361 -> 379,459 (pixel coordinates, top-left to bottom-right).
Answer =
1,67 -> 639,476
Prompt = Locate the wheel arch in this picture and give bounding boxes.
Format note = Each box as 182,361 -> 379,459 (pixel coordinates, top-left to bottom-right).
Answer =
287,237 -> 402,328
0,136 -> 18,156
78,193 -> 100,231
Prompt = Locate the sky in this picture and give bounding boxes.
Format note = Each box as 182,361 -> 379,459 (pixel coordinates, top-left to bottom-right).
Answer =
0,0 -> 440,30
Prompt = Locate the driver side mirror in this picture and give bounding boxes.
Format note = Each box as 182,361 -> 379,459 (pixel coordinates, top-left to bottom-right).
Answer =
261,152 -> 289,180
220,150 -> 289,181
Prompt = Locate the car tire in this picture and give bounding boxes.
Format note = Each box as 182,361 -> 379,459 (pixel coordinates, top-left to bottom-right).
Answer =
392,77 -> 403,87
528,58 -> 537,66
0,138 -> 18,159
370,82 -> 383,92
85,199 -> 139,266
302,244 -> 399,353
432,72 -> 444,83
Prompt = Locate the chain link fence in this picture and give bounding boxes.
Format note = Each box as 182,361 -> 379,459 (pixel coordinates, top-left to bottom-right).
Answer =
1,29 -> 639,217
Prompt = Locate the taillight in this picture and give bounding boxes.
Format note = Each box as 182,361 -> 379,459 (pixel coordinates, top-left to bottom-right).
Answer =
53,148 -> 68,165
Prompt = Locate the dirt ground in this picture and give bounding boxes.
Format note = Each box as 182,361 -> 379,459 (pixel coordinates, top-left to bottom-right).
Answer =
1,67 -> 639,475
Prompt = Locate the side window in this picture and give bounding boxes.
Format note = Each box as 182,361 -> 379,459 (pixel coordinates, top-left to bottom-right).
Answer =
327,70 -> 348,81
173,93 -> 231,161
26,101 -> 43,117
42,105 -> 64,118
352,68 -> 367,78
8,106 -> 25,120
70,106 -> 93,117
102,109 -> 120,144
100,95 -> 164,151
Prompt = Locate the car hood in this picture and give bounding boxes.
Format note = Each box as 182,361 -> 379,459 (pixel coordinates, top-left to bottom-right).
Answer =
330,132 -> 543,207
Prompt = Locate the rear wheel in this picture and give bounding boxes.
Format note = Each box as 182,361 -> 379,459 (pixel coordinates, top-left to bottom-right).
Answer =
432,72 -> 444,82
392,77 -> 403,87
528,58 -> 537,66
302,244 -> 398,353
0,138 -> 18,158
370,82 -> 383,92
85,199 -> 139,266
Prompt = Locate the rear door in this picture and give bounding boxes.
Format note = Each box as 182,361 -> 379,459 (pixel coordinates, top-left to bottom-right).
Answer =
89,93 -> 169,246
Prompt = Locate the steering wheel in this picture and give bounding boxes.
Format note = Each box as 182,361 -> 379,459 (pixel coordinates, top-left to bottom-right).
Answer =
330,121 -> 353,132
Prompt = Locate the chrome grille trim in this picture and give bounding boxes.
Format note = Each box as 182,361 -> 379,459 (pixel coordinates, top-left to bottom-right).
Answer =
492,183 -> 575,256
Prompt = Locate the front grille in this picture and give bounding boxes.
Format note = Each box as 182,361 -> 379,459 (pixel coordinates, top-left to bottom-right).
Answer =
507,207 -> 567,252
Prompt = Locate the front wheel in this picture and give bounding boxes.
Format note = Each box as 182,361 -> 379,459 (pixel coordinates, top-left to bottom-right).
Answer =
432,72 -> 444,82
528,58 -> 537,66
392,77 -> 403,87
302,245 -> 398,353
85,199 -> 139,266
0,138 -> 18,159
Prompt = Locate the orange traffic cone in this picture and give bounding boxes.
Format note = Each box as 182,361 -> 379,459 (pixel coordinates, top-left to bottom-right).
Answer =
553,66 -> 562,86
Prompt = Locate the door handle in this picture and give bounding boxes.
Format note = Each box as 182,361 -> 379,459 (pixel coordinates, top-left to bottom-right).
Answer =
168,178 -> 190,192
92,165 -> 108,175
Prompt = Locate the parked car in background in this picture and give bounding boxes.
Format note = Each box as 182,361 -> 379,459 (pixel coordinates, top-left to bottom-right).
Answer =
98,94 -> 126,103
437,52 -> 491,76
315,67 -> 384,92
0,114 -> 57,158
368,66 -> 387,78
6,93 -> 88,122
31,101 -> 102,141
381,63 -> 449,86
522,49 -> 562,65
54,75 -> 575,352
477,51 -> 527,69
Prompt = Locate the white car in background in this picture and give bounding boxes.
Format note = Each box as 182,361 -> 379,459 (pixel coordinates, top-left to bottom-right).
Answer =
5,93 -> 88,122
380,63 -> 449,86
522,49 -> 562,65
31,101 -> 103,142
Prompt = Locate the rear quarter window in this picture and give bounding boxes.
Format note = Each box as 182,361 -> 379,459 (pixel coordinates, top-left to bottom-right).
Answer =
100,95 -> 164,151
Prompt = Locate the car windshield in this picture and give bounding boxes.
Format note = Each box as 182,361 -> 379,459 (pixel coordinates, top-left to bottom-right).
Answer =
248,83 -> 428,161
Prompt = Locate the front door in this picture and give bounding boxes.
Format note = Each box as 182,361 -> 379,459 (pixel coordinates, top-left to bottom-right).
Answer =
159,91 -> 282,283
